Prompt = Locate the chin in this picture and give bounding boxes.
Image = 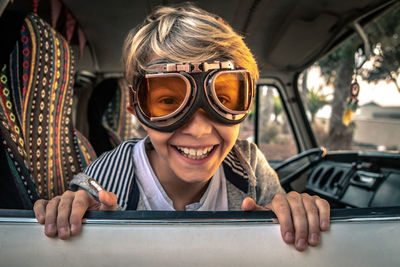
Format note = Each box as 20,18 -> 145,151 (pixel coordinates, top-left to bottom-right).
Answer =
178,172 -> 213,184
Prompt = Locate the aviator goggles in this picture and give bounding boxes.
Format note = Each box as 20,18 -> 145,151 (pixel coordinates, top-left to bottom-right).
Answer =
129,60 -> 255,132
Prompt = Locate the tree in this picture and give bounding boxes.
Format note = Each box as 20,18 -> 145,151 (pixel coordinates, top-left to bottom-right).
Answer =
316,4 -> 400,149
361,4 -> 400,92
307,87 -> 330,124
318,36 -> 359,149
273,95 -> 282,123
260,85 -> 274,133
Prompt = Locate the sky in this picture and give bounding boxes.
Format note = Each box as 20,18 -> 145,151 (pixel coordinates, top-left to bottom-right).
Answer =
307,66 -> 400,106
306,66 -> 400,119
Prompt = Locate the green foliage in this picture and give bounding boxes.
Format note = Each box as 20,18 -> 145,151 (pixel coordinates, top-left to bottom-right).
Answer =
318,35 -> 360,85
311,3 -> 400,149
273,96 -> 282,123
319,4 -> 400,88
318,4 -> 400,89
307,87 -> 330,123
260,121 -> 280,143
361,4 -> 400,90
247,105 -> 255,119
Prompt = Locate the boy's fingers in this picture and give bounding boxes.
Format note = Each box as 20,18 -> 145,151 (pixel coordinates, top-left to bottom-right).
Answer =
33,199 -> 48,224
302,194 -> 321,247
315,196 -> 330,231
241,197 -> 266,211
33,188 -> 117,239
56,191 -> 75,240
269,193 -> 295,245
98,190 -> 118,210
286,192 -> 308,251
44,196 -> 61,238
70,190 -> 92,236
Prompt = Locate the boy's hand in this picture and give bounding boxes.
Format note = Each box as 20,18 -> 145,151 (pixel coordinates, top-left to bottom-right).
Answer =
34,189 -> 118,240
241,192 -> 330,252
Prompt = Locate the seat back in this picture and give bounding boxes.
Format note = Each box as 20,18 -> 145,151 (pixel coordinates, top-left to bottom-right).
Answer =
87,78 -> 145,156
0,12 -> 96,208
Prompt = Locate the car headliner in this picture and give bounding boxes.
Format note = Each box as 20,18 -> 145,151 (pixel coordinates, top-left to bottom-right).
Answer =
56,0 -> 396,77
2,0 -> 395,76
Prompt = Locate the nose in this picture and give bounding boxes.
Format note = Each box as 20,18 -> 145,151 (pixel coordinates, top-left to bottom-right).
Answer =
180,109 -> 213,137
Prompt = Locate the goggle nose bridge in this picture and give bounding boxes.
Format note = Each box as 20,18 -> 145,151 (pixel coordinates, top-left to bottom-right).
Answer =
186,72 -> 218,119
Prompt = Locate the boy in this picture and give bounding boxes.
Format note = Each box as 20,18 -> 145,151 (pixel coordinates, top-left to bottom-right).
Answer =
34,3 -> 330,252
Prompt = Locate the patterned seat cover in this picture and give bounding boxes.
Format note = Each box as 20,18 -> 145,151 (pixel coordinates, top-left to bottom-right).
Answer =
0,12 -> 96,208
88,78 -> 145,156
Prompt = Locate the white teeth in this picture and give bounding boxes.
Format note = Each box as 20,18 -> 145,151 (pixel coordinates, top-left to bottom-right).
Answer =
176,145 -> 214,159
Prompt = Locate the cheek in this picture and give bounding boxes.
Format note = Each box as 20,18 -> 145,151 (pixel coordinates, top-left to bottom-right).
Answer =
219,124 -> 240,147
149,136 -> 169,152
142,126 -> 173,151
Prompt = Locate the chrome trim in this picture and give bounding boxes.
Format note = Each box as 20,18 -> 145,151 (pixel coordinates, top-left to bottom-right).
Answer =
0,218 -> 38,223
1,216 -> 400,225
81,216 -> 400,224
332,216 -> 400,223
83,218 -> 277,225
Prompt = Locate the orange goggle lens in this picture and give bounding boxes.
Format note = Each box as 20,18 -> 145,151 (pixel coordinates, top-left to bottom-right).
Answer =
212,71 -> 252,112
137,75 -> 189,118
136,70 -> 252,119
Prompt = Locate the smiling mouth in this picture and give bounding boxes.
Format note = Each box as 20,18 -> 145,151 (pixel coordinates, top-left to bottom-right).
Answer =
174,145 -> 216,160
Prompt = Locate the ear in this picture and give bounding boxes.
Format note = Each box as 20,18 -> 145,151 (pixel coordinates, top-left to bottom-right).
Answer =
126,104 -> 149,133
127,104 -> 136,116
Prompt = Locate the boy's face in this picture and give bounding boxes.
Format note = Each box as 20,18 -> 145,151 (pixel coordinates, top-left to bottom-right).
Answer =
127,59 -> 252,185
131,108 -> 240,184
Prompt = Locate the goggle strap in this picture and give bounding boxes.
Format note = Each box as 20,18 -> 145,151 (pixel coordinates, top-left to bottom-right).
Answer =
146,60 -> 235,74
128,85 -> 138,105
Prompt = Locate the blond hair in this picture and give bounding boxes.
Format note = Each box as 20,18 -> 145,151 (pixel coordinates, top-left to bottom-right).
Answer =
123,3 -> 258,84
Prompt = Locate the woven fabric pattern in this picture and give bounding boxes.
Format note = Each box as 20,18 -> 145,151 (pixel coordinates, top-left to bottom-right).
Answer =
0,13 -> 96,206
102,79 -> 144,143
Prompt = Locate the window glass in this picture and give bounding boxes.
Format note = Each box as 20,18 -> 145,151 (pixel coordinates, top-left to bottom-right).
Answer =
239,85 -> 297,161
299,4 -> 400,152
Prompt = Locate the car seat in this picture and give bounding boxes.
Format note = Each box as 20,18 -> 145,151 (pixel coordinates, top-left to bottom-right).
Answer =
0,11 -> 96,209
87,78 -> 146,156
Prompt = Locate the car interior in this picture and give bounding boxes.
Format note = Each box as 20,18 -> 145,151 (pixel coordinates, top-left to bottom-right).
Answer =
1,1 -> 400,266
0,0 -> 399,215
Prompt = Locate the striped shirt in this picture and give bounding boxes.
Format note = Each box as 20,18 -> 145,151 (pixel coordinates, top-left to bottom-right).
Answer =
76,138 -> 284,210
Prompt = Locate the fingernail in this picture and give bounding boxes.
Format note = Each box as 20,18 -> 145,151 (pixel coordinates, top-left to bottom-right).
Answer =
45,223 -> 56,234
71,224 -> 77,235
285,232 -> 294,243
296,239 -> 307,251
321,220 -> 329,230
37,214 -> 44,223
58,227 -> 69,238
310,233 -> 320,244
